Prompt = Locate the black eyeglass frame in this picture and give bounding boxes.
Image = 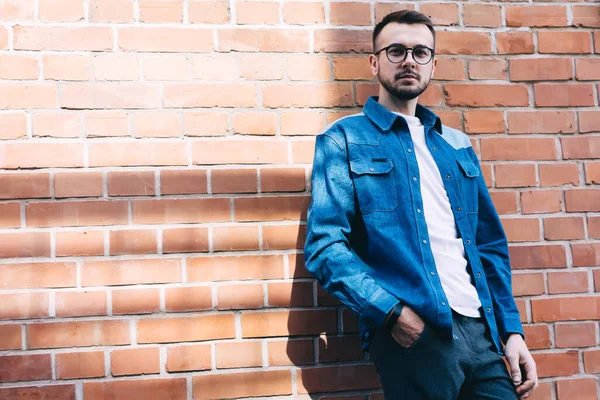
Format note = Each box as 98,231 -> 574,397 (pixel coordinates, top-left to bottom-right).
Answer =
373,44 -> 436,65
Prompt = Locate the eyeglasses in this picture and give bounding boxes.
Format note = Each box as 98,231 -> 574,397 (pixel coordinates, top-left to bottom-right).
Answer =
374,44 -> 435,65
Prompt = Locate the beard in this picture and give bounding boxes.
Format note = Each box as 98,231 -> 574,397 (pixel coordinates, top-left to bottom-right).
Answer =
379,70 -> 430,101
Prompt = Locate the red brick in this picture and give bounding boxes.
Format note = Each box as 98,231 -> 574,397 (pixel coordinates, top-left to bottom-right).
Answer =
319,335 -> 363,363
160,170 -> 207,195
291,138 -> 316,163
432,58 -> 465,81
436,111 -> 461,130
589,216 -> 600,239
234,196 -> 309,222
27,320 -> 130,349
107,171 -> 155,197
557,378 -> 599,400
495,164 -> 536,188
55,290 -> 107,317
165,83 -> 255,108
500,218 -> 540,242
523,325 -> 551,350
565,189 -> 600,212
0,113 -> 27,139
0,173 -> 49,199
118,27 -> 212,52
0,354 -> 52,383
314,29 -> 371,53
0,232 -> 50,258
56,351 -> 105,379
510,58 -> 573,81
14,26 -> 112,51
212,169 -> 257,194
548,271 -> 589,294
0,292 -> 49,320
333,56 -> 374,81
184,111 -> 228,136
56,230 -> 104,257
112,288 -> 160,315
165,286 -> 212,312
0,1 -> 35,21
242,310 -> 337,337
0,386 -> 75,400
219,28 -> 308,52
532,297 -> 600,322
167,344 -> 211,372
490,191 -> 518,214
139,0 -> 183,23
232,112 -> 276,135
374,3 -> 415,23
218,284 -> 263,310
110,229 -> 157,255
507,111 -> 575,134
330,2 -> 371,26
509,245 -> 567,269
576,59 -> 600,81
280,110 -> 325,135
298,364 -> 380,394
268,281 -> 313,307
268,339 -> 314,366
34,112 -> 74,136
261,168 -> 306,192
543,217 -> 585,241
573,5 -> 600,28
192,139 -> 288,164
521,190 -> 562,214
463,4 -> 502,27
26,200 -> 128,228
187,255 -> 284,282
572,243 -> 600,267
111,347 -> 160,376
132,198 -> 231,224
586,162 -> 600,184
444,84 -> 528,107
137,315 -> 235,343
563,136 -> 600,159
0,262 -> 76,289
0,142 -> 82,169
464,110 -> 504,134
162,227 -> 209,254
496,31 -> 534,54
55,171 -> 103,198
538,31 -> 592,54
84,379 -> 187,400
436,32 -> 492,55
583,350 -> 600,374
535,83 -> 595,107
539,164 -> 580,187
506,6 -> 567,27
342,308 -> 360,333
283,2 -> 324,24
89,141 -> 186,167
0,325 -> 22,350
420,3 -> 459,26
213,225 -> 259,252
188,1 -> 229,24
85,111 -> 129,136
82,259 -> 181,286
216,341 -> 263,368
555,323 -> 597,348
533,351 -> 580,378
263,83 -> 352,108
469,59 -> 507,80
481,138 -> 557,161
263,224 -> 306,250
193,371 -> 292,399
512,273 -> 545,297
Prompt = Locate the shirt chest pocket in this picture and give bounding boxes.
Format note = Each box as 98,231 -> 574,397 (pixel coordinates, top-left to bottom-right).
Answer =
349,159 -> 397,214
457,159 -> 480,214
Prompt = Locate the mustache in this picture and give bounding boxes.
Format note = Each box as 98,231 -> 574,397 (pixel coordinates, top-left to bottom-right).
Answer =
395,72 -> 420,80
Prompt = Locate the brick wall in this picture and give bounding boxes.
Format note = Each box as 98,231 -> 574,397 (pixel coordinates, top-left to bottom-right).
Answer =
0,0 -> 598,399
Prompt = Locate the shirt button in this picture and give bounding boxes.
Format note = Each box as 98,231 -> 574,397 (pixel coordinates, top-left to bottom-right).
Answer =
442,302 -> 447,306
456,207 -> 462,212
430,271 -> 435,276
417,208 -> 422,213
422,240 -> 428,244
431,147 -> 436,151
369,168 -> 374,172
413,177 -> 417,182
486,308 -> 491,313
466,239 -> 471,244
407,148 -> 412,153
477,273 -> 481,278
446,174 -> 451,179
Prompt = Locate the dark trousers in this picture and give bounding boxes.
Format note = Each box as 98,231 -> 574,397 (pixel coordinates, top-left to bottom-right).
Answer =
369,311 -> 518,400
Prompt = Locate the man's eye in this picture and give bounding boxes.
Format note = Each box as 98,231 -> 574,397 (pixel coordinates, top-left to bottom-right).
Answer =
388,47 -> 405,56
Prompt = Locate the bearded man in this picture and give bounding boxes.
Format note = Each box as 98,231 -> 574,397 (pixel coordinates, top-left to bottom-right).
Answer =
304,10 -> 538,400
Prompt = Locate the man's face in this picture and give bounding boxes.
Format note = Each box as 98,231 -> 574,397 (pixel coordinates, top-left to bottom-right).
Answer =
370,22 -> 437,101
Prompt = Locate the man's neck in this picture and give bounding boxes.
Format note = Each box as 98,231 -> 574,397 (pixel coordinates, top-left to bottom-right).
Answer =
377,88 -> 419,117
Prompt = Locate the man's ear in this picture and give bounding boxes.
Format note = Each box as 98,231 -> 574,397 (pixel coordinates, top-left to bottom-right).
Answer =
369,54 -> 378,77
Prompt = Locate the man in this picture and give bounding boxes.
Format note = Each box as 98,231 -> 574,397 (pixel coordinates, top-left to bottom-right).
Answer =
304,10 -> 538,400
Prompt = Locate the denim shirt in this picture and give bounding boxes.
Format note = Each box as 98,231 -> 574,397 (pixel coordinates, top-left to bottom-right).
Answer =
304,97 -> 523,354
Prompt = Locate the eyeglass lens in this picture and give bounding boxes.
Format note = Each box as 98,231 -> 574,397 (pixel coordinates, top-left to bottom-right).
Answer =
387,45 -> 433,65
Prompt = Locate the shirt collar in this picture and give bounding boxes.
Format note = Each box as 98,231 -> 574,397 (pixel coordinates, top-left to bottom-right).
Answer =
363,96 -> 442,133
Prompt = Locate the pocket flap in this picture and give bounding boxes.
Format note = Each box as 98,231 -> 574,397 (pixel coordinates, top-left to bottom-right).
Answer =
457,160 -> 480,178
350,160 -> 393,175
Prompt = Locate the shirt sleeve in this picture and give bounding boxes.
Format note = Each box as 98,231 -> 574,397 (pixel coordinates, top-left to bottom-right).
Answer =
304,133 -> 399,330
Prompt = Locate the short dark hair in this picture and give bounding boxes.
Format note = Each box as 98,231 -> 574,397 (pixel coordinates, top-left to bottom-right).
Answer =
372,10 -> 436,52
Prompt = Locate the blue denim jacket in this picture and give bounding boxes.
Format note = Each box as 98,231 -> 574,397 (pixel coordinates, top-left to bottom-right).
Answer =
304,97 -> 523,354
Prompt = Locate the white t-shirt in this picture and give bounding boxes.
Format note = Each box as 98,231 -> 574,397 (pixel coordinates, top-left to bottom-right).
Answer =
396,112 -> 482,318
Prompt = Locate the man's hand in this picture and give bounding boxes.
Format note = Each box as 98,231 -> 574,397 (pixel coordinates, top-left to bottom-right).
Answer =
505,334 -> 538,399
390,306 -> 425,347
